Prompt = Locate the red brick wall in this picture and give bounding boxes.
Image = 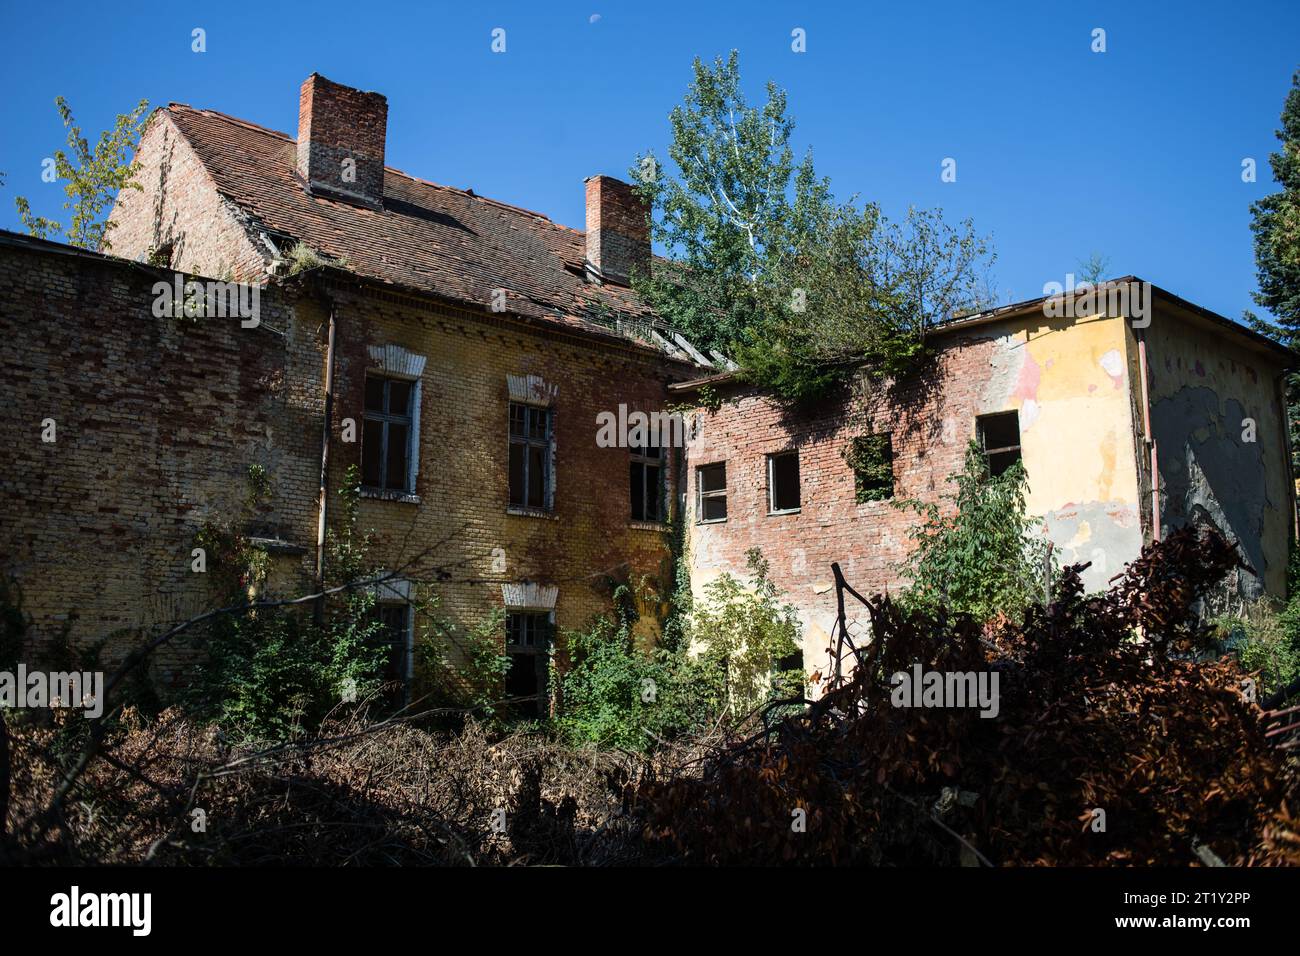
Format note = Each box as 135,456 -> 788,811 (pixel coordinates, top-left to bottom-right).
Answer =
296,73 -> 388,207
584,175 -> 649,284
108,111 -> 268,282
683,337 -> 1002,679
0,240 -> 320,683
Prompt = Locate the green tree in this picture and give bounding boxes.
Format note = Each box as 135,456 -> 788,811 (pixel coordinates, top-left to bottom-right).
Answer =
633,52 -> 993,403
15,96 -> 150,251
1077,252 -> 1110,285
1250,69 -> 1300,340
1246,68 -> 1300,476
897,442 -> 1055,622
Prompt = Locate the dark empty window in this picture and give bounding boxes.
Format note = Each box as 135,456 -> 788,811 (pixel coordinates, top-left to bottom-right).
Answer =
697,463 -> 727,522
509,403 -> 552,511
630,443 -> 666,522
505,611 -> 553,717
977,411 -> 1023,477
846,434 -> 894,502
372,602 -> 410,705
362,375 -> 414,492
768,451 -> 801,513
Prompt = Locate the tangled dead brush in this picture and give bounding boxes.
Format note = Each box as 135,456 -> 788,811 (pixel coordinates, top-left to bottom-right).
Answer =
3,708 -> 671,866
4,527 -> 1298,866
634,527 -> 1300,865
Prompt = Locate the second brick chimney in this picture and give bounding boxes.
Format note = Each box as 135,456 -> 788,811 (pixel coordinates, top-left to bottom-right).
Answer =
297,74 -> 388,208
584,175 -> 650,285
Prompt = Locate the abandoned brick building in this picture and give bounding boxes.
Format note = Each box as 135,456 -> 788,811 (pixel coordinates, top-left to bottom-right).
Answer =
1,73 -> 1294,703
677,286 -> 1296,673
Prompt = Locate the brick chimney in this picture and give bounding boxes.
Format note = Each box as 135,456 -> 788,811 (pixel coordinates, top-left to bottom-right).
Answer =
296,74 -> 388,208
584,175 -> 650,285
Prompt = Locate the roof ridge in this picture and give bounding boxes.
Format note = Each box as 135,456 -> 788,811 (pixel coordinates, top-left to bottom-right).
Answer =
166,103 -> 293,143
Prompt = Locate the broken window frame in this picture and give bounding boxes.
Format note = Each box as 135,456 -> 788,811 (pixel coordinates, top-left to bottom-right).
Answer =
362,373 -> 416,493
976,411 -> 1024,478
696,462 -> 728,523
630,441 -> 667,523
847,433 -> 895,503
767,450 -> 802,515
504,610 -> 554,718
508,402 -> 554,512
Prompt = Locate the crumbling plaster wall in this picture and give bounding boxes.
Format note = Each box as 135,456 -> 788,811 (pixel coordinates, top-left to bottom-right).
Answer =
1145,302 -> 1292,600
984,312 -> 1145,591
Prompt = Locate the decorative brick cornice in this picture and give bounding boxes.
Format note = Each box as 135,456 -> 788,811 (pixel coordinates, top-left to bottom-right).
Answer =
317,274 -> 696,370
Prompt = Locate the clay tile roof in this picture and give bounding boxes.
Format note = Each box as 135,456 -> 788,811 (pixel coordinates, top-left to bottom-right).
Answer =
162,104 -> 668,347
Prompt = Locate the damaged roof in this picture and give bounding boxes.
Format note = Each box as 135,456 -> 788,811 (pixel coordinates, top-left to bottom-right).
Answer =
160,104 -> 695,357
668,278 -> 1296,392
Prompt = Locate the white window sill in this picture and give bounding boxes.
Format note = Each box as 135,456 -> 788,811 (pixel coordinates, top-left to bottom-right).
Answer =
629,520 -> 670,532
767,508 -> 802,516
360,488 -> 421,504
507,506 -> 556,520
696,518 -> 728,525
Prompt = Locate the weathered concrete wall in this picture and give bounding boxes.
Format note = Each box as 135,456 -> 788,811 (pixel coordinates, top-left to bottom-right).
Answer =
1144,300 -> 1293,599
990,312 -> 1145,588
682,309 -> 1147,685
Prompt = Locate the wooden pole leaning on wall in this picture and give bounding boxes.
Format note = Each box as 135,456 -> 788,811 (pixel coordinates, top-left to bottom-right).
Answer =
831,562 -> 848,686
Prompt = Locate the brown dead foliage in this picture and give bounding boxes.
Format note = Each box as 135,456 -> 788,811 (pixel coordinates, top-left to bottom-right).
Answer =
634,527 -> 1300,865
4,527 -> 1298,866
3,708 -> 667,866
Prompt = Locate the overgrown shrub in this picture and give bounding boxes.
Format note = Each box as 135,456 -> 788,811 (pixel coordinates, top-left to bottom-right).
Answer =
558,550 -> 803,750
689,549 -> 805,716
897,441 -> 1055,622
416,599 -> 510,722
556,605 -> 723,750
843,433 -> 895,503
284,241 -> 350,274
1213,601 -> 1300,700
185,466 -> 387,741
7,530 -> 1299,867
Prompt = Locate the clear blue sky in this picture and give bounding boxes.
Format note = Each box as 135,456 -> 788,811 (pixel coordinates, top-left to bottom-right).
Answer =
2,0 -> 1297,323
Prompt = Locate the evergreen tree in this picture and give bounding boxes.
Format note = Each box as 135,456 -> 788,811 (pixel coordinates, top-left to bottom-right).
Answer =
1247,69 -> 1300,472
1250,69 -> 1300,341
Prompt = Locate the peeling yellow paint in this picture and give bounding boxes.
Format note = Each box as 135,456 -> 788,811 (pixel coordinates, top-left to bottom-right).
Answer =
1098,427 -> 1117,500
1004,314 -> 1142,518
